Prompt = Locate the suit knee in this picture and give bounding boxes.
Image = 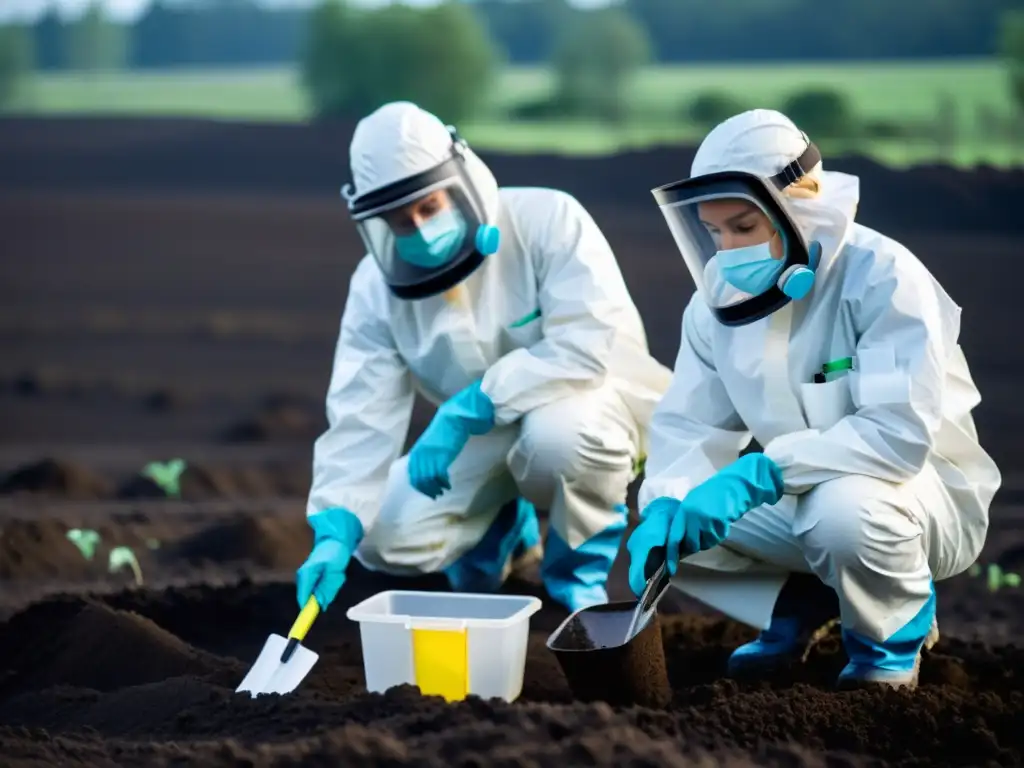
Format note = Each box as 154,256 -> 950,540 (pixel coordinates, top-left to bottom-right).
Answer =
795,476 -> 924,578
509,419 -> 632,508
358,463 -> 441,573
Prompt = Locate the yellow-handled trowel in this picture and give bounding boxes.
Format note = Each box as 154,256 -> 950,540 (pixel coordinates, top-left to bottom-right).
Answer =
236,596 -> 321,698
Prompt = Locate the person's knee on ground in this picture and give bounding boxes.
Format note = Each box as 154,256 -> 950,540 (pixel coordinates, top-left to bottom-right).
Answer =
509,393 -> 637,612
795,475 -> 938,688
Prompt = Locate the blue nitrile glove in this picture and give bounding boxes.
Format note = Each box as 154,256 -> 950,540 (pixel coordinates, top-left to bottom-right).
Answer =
627,453 -> 784,597
296,507 -> 364,610
408,380 -> 495,499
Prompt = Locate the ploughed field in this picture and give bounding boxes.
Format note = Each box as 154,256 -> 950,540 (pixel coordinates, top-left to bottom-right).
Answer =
1,117 -> 1022,766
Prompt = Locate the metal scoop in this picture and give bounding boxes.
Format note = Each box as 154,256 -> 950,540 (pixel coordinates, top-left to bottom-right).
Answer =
623,556 -> 672,644
236,596 -> 321,698
545,547 -> 674,708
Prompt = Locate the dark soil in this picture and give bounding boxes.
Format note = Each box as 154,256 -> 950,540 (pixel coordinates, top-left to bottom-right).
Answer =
0,459 -> 113,500
0,117 -> 1022,765
168,514 -> 312,569
121,462 -> 312,500
222,395 -> 325,443
0,544 -> 1022,767
1,459 -> 312,502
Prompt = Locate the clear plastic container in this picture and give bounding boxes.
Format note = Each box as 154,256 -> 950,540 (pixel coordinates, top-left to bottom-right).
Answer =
346,590 -> 542,703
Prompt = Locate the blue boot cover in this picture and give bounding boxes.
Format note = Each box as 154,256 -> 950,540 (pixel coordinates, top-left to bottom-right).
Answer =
443,497 -> 540,594
541,503 -> 628,613
727,617 -> 808,674
727,573 -> 839,676
515,497 -> 542,553
838,583 -> 936,685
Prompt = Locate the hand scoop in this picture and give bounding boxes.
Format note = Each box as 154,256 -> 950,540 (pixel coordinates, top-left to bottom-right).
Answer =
236,596 -> 321,698
623,551 -> 672,644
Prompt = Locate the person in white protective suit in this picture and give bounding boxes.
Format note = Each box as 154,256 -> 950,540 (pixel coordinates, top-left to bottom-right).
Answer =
626,108 -> 1001,690
295,101 -> 672,615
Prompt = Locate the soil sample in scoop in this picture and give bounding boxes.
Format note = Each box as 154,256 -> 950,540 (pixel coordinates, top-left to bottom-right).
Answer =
547,601 -> 671,708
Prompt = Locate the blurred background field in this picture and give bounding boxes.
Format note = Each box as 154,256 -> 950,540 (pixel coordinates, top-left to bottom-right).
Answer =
12,59 -> 1016,165
1,0 -> 1022,167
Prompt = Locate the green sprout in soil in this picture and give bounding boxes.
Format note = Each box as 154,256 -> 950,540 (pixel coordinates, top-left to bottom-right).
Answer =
109,546 -> 144,586
66,529 -> 102,560
986,563 -> 1021,592
967,562 -> 1020,591
141,458 -> 187,498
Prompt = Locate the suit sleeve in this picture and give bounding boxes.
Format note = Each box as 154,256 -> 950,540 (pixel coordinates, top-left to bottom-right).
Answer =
306,259 -> 415,528
480,190 -> 637,425
638,297 -> 752,512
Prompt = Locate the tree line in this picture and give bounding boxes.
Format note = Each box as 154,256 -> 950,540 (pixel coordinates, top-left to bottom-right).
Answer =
1,0 -> 1022,142
1,0 -> 1018,71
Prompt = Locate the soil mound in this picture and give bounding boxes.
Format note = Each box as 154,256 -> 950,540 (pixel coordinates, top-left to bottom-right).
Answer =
0,459 -> 112,500
0,520 -> 100,580
117,462 -> 310,501
169,514 -> 311,569
222,401 -> 324,443
0,598 -> 239,695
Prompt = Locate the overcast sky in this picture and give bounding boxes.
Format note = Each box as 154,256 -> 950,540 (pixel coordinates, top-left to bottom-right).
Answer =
1,0 -> 611,23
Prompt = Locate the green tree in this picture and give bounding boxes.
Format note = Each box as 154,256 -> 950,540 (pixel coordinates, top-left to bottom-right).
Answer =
552,7 -> 651,121
64,2 -> 127,71
999,9 -> 1024,113
0,25 -> 34,110
782,88 -> 858,142
687,91 -> 748,130
302,0 -> 499,124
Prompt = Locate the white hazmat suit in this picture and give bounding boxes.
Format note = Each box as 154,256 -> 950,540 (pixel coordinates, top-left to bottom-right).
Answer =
307,102 -> 672,612
638,109 -> 1001,687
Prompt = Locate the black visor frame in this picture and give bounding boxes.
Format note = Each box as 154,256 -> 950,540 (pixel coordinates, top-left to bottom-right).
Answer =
343,130 -> 491,300
651,142 -> 820,327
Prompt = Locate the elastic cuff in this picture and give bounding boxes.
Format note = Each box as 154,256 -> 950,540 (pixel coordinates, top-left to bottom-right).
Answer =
755,452 -> 785,502
309,506 -> 364,547
761,429 -> 821,495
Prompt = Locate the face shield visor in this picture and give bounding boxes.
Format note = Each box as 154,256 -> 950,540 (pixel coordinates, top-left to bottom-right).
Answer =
651,142 -> 823,327
342,132 -> 500,300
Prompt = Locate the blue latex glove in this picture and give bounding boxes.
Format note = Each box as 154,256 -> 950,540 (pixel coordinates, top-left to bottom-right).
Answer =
296,507 -> 364,610
627,453 -> 784,597
408,380 -> 495,499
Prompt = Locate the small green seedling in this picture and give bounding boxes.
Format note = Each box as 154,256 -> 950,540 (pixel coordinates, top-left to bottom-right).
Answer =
109,546 -> 143,586
66,529 -> 102,560
141,458 -> 187,498
982,563 -> 1021,592
146,538 -> 161,550
966,562 -> 1020,591
987,564 -> 1003,592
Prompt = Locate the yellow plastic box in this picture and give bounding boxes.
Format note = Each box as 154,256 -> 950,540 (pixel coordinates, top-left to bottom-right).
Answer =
346,590 -> 542,702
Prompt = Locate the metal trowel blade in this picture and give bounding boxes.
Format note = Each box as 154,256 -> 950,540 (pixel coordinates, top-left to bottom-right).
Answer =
235,633 -> 319,698
624,561 -> 672,643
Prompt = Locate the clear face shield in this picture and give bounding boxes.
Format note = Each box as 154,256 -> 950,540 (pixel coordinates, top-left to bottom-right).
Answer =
342,133 -> 500,300
651,143 -> 824,327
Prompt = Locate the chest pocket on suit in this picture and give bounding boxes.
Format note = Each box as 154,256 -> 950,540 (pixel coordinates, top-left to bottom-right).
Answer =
799,375 -> 855,431
499,308 -> 543,354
